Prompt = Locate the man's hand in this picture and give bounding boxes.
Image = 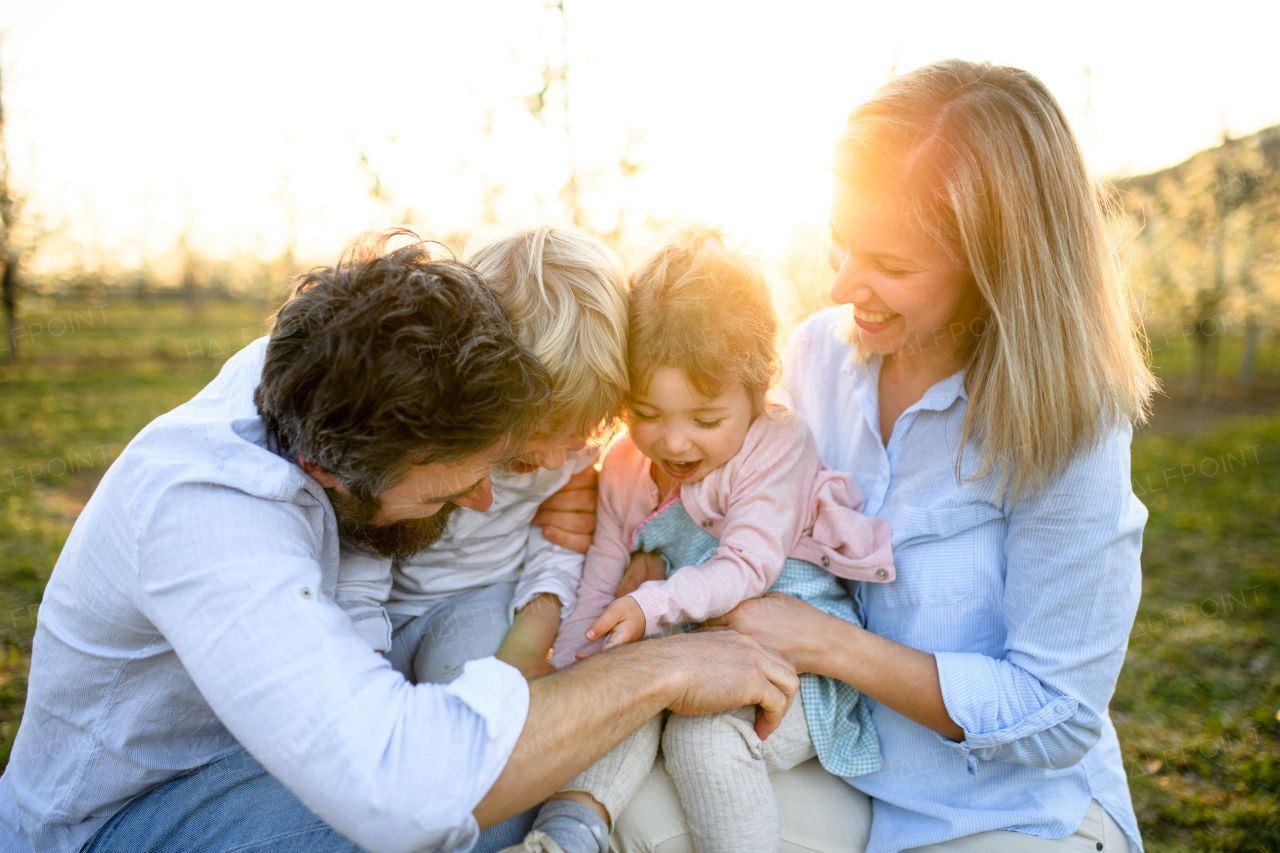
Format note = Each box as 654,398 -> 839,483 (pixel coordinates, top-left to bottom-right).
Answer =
584,596 -> 646,651
473,629 -> 799,826
532,466 -> 598,554
616,550 -> 667,597
656,631 -> 799,740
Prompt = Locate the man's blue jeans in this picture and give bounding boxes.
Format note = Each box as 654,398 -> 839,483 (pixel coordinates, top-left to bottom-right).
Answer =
82,749 -> 535,853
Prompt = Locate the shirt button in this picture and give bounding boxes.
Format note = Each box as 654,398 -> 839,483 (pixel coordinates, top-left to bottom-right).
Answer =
1055,703 -> 1069,714
820,556 -> 830,567
299,587 -> 313,600
1097,844 -> 1104,851
701,519 -> 712,528
876,568 -> 889,580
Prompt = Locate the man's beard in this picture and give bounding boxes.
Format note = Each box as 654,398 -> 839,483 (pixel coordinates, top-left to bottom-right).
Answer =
327,489 -> 459,561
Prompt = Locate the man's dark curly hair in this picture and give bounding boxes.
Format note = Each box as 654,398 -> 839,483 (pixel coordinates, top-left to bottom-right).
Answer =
254,230 -> 551,504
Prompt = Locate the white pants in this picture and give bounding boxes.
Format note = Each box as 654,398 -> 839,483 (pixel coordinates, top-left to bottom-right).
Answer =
611,765 -> 1131,853
901,801 -> 1131,853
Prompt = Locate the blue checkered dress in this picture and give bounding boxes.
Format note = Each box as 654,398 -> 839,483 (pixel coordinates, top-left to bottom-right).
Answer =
634,498 -> 882,777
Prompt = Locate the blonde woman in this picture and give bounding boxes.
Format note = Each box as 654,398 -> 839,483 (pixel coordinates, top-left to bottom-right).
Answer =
614,60 -> 1155,852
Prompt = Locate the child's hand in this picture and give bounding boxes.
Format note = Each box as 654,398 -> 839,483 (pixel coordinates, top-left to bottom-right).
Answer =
616,550 -> 667,597
495,644 -> 557,680
496,593 -> 561,680
585,596 -> 646,651
517,657 -> 557,680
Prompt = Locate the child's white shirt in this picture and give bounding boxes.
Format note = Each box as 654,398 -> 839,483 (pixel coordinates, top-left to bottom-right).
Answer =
335,446 -> 598,651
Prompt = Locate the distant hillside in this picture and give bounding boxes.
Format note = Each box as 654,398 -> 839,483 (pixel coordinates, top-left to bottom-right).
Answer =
1113,124 -> 1280,324
1113,125 -> 1280,393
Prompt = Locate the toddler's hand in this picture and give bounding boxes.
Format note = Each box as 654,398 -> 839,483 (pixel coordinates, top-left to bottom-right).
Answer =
585,596 -> 646,651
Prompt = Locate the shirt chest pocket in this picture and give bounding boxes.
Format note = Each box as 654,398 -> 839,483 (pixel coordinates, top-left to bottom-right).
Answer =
874,504 -> 1004,607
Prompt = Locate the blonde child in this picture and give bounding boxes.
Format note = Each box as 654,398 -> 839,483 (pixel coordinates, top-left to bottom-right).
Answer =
334,224 -> 629,683
508,229 -> 896,853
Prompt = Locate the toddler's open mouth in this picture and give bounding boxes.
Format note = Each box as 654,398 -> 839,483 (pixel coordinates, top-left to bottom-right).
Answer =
660,458 -> 702,479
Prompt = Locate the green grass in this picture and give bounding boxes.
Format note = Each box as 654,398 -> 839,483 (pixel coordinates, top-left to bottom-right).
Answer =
1144,316 -> 1279,383
1119,419 -> 1280,852
1,300 -> 1278,850
0,298 -> 276,755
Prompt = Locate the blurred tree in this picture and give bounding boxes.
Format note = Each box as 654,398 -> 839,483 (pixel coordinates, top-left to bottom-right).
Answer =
177,230 -> 203,323
520,0 -> 645,238
357,143 -> 417,228
1116,125 -> 1280,397
0,43 -> 21,362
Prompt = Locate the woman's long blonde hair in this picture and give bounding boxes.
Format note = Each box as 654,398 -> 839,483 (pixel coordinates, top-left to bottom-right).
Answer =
833,59 -> 1157,500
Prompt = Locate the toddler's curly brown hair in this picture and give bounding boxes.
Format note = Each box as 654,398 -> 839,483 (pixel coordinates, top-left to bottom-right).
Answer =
627,226 -> 783,413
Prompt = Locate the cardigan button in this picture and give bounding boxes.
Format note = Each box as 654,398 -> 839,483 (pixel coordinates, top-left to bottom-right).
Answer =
876,568 -> 889,580
820,556 -> 830,567
701,519 -> 712,528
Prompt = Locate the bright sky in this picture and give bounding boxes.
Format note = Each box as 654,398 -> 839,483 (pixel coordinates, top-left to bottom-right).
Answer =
5,0 -> 1280,274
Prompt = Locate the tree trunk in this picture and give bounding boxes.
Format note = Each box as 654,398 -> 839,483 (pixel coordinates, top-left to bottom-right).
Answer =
1239,320 -> 1260,393
1,254 -> 16,362
1194,322 -> 1217,399
183,266 -> 201,323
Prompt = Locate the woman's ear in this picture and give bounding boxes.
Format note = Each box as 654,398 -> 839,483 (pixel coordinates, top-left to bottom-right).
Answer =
297,455 -> 340,489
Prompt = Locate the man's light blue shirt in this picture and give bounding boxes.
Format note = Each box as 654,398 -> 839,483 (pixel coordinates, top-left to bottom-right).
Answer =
0,337 -> 530,853
783,308 -> 1145,853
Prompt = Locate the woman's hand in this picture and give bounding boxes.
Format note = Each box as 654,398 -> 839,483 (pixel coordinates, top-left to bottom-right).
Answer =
583,596 -> 646,652
532,466 -> 598,554
703,592 -> 830,674
710,592 -> 965,741
616,550 -> 667,597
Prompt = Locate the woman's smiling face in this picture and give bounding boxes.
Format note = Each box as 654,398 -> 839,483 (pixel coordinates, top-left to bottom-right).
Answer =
827,180 -> 980,365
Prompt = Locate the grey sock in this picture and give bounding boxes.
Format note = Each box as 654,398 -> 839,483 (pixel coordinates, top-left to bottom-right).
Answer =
531,798 -> 609,853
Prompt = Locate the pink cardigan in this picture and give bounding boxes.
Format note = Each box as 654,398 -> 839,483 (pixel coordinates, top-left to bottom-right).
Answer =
550,411 -> 894,668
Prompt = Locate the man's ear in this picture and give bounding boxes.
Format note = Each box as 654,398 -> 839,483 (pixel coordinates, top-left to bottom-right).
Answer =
297,454 -> 340,489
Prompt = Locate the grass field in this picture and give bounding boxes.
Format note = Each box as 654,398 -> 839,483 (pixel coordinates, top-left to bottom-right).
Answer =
1,299 -> 1277,851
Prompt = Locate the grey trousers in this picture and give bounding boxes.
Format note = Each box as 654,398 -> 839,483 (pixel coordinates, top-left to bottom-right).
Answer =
386,581 -> 516,684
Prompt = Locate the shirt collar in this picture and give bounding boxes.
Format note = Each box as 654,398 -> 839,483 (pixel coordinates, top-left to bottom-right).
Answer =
843,350 -> 969,415
916,366 -> 968,411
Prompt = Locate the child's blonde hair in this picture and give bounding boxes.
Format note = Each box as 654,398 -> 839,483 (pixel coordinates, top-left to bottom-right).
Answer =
628,226 -> 781,412
833,59 -> 1157,499
465,224 -> 629,438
